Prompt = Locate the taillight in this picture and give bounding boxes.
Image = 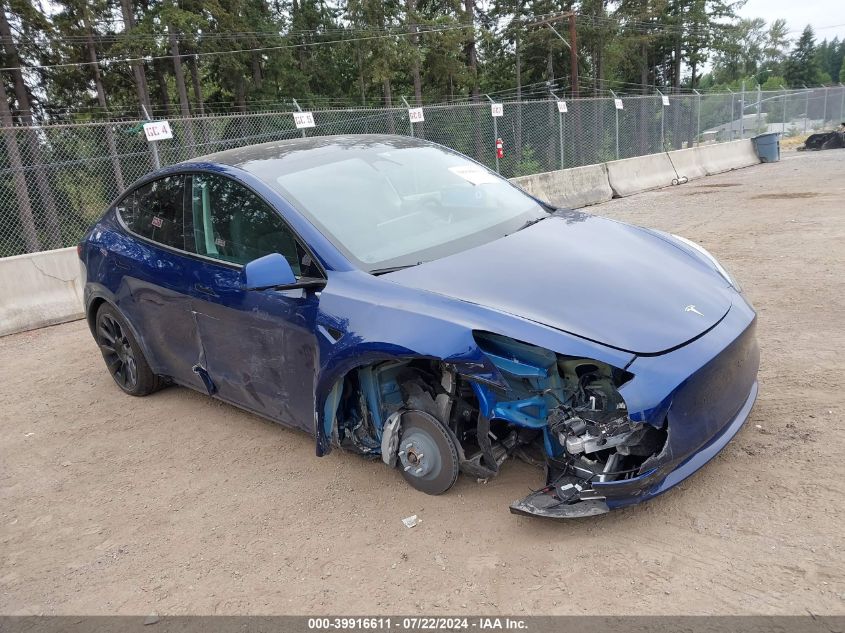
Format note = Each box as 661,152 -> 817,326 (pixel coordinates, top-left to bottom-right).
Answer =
77,244 -> 83,259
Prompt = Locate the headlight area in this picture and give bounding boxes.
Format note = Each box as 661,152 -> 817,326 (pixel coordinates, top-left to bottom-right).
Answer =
669,233 -> 742,292
471,332 -> 667,518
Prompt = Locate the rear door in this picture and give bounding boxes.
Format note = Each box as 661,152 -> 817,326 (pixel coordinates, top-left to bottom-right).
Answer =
183,172 -> 322,432
112,174 -> 206,390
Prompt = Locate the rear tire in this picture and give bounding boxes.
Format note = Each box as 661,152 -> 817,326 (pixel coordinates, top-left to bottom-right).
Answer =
398,410 -> 460,495
95,303 -> 163,396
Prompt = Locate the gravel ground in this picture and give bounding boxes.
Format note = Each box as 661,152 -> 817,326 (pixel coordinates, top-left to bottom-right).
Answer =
1,149 -> 844,616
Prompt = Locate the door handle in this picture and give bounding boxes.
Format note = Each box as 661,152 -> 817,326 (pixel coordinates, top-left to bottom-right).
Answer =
194,283 -> 218,297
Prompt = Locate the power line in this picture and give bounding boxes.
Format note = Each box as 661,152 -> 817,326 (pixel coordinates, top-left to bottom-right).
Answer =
0,21 -> 475,72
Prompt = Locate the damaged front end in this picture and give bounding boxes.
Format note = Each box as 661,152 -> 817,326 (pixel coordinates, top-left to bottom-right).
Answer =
470,332 -> 667,519
323,331 -> 668,518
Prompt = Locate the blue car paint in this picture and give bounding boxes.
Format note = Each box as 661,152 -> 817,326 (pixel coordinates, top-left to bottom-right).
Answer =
381,211 -> 734,355
80,136 -> 759,515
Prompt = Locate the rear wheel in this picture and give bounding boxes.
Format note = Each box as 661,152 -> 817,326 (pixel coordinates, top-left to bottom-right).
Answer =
398,410 -> 460,495
95,304 -> 163,396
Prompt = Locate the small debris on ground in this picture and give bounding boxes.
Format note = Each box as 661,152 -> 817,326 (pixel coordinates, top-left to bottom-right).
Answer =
402,515 -> 420,528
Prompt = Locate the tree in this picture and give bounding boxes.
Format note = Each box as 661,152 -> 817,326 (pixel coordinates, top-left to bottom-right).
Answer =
784,25 -> 821,87
0,0 -> 62,247
0,76 -> 39,251
117,0 -> 153,116
761,19 -> 789,77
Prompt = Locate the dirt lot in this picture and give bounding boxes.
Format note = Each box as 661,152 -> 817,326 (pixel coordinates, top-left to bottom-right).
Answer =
2,150 -> 844,616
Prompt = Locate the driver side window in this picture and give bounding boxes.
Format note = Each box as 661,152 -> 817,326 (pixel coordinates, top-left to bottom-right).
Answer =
185,173 -> 314,276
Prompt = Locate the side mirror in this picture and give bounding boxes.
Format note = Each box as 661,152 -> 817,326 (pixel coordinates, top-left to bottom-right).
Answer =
241,253 -> 296,290
241,253 -> 327,291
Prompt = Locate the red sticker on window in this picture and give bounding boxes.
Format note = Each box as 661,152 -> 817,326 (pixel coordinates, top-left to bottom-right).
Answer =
151,216 -> 163,228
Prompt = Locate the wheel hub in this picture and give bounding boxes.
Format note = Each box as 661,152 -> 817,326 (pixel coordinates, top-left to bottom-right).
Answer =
398,431 -> 440,479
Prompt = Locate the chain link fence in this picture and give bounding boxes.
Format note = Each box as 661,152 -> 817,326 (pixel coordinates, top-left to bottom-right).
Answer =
2,87 -> 844,258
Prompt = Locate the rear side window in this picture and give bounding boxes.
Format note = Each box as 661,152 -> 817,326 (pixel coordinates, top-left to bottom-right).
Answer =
117,175 -> 186,249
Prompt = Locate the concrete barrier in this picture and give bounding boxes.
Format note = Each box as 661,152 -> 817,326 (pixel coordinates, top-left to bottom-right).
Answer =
510,163 -> 613,208
667,147 -> 707,181
698,139 -> 760,175
605,152 -> 677,197
0,247 -> 84,337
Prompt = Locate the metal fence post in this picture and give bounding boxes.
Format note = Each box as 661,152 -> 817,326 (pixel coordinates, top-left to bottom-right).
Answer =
803,85 -> 809,133
822,85 -> 828,127
780,85 -> 787,135
693,89 -> 701,146
292,99 -> 307,139
484,94 -> 500,173
755,84 -> 762,134
840,83 -> 845,124
656,88 -> 665,149
740,82 -> 745,139
610,89 -> 620,160
141,104 -> 160,170
401,96 -> 414,137
727,89 -> 735,141
548,90 -> 565,170
559,107 -> 565,169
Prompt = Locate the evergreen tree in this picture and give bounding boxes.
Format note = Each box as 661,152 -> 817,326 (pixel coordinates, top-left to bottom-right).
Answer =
784,25 -> 821,87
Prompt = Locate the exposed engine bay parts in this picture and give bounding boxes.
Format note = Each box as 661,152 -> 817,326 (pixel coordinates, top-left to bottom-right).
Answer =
324,332 -> 668,518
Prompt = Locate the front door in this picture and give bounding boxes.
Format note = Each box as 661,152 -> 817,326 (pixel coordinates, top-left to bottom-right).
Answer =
183,172 -> 322,433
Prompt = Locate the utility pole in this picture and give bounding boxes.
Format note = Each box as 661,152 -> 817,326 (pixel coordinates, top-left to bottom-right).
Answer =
525,12 -> 577,98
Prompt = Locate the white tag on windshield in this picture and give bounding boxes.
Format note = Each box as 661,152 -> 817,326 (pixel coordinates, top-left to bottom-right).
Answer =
448,165 -> 499,185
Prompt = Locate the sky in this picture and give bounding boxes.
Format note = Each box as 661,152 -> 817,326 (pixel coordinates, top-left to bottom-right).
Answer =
737,0 -> 845,44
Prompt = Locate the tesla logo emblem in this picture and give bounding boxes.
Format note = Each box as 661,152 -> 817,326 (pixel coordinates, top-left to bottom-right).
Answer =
685,305 -> 704,316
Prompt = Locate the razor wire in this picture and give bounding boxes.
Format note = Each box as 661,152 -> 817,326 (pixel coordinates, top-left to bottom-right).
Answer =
2,87 -> 844,258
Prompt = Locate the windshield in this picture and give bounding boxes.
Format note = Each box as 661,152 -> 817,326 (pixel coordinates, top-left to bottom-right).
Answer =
248,140 -> 548,271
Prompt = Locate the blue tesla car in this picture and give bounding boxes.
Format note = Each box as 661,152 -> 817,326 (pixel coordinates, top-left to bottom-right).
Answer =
79,135 -> 759,518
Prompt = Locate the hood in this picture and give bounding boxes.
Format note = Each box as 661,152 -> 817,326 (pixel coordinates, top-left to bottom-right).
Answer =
383,212 -> 733,355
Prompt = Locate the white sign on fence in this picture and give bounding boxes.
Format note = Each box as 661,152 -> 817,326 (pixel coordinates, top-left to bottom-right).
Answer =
490,103 -> 503,117
614,98 -> 624,110
143,120 -> 173,141
556,100 -> 568,113
408,107 -> 425,123
662,95 -> 670,106
293,111 -> 316,128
